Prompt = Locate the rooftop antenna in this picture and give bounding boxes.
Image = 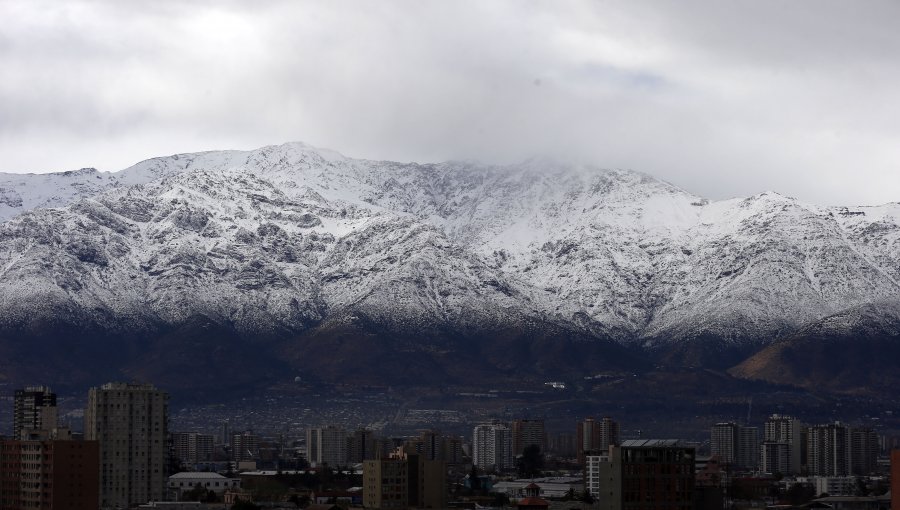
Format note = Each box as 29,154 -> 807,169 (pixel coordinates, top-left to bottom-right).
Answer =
746,397 -> 753,425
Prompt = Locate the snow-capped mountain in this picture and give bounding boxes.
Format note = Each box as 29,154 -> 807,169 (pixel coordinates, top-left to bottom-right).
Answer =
0,142 -> 897,390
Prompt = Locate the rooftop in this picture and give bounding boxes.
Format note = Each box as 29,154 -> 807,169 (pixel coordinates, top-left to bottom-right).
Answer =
620,439 -> 682,448
98,382 -> 160,391
169,472 -> 228,479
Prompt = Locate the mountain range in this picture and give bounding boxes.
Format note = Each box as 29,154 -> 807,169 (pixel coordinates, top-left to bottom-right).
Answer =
1,142 -> 897,396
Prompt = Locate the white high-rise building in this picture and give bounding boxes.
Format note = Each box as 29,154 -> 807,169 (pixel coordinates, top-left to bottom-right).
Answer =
584,453 -> 610,499
306,425 -> 348,468
472,423 -> 513,472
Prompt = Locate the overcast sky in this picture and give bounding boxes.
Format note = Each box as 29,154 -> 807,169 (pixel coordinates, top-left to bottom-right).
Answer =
1,1 -> 899,205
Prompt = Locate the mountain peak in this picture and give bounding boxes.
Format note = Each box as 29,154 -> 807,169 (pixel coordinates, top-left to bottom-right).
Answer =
258,141 -> 349,162
61,167 -> 100,177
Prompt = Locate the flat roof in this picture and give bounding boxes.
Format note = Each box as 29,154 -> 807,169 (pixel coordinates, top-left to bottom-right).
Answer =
169,472 -> 228,479
620,439 -> 682,447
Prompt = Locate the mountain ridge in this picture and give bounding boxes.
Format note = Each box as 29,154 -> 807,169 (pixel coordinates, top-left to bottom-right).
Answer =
0,142 -> 897,393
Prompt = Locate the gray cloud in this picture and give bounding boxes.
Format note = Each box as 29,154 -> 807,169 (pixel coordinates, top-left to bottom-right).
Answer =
1,0 -> 898,205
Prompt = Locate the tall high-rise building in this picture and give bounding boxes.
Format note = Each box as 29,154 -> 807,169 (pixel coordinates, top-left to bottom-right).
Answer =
472,423 -> 513,472
710,423 -> 736,465
404,430 -> 442,461
584,453 -> 610,499
762,415 -> 803,475
710,422 -> 758,471
363,452 -> 446,509
401,430 -> 463,465
807,422 -> 850,476
306,425 -> 348,468
348,429 -> 379,463
760,441 -> 790,476
595,439 -> 695,510
173,432 -> 215,466
512,419 -> 546,456
0,430 -> 100,510
849,427 -> 878,476
891,449 -> 900,510
736,426 -> 759,471
441,435 -> 464,465
406,453 -> 447,509
549,432 -> 576,458
13,386 -> 57,440
85,382 -> 169,510
577,417 -> 619,464
221,420 -> 230,445
374,437 -> 397,461
364,456 -> 408,509
230,431 -> 260,462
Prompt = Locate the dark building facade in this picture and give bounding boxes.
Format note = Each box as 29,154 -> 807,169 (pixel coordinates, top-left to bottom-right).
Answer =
596,439 -> 695,510
348,429 -> 378,463
363,452 -> 446,509
891,450 -> 900,510
172,432 -> 215,466
85,382 -> 169,509
13,386 -> 57,440
849,427 -> 878,475
709,422 -> 759,471
0,436 -> 99,510
577,416 -> 619,464
807,422 -> 850,476
512,420 -> 546,456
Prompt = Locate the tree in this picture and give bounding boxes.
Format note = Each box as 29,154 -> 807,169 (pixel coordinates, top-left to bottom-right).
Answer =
581,490 -> 595,504
784,483 -> 816,505
231,500 -> 261,510
181,483 -> 217,502
855,477 -> 869,497
468,465 -> 482,493
516,445 -> 545,478
288,494 -> 311,508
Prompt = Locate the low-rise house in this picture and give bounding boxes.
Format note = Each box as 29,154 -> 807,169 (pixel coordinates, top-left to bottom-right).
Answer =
167,472 -> 241,499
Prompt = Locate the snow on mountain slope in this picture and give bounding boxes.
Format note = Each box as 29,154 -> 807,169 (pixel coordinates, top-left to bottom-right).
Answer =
0,168 -> 122,222
0,164 -> 547,347
1,142 -> 899,370
634,193 -> 900,364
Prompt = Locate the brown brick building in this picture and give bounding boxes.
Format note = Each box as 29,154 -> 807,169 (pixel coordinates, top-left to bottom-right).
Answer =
0,437 -> 99,509
363,452 -> 446,509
